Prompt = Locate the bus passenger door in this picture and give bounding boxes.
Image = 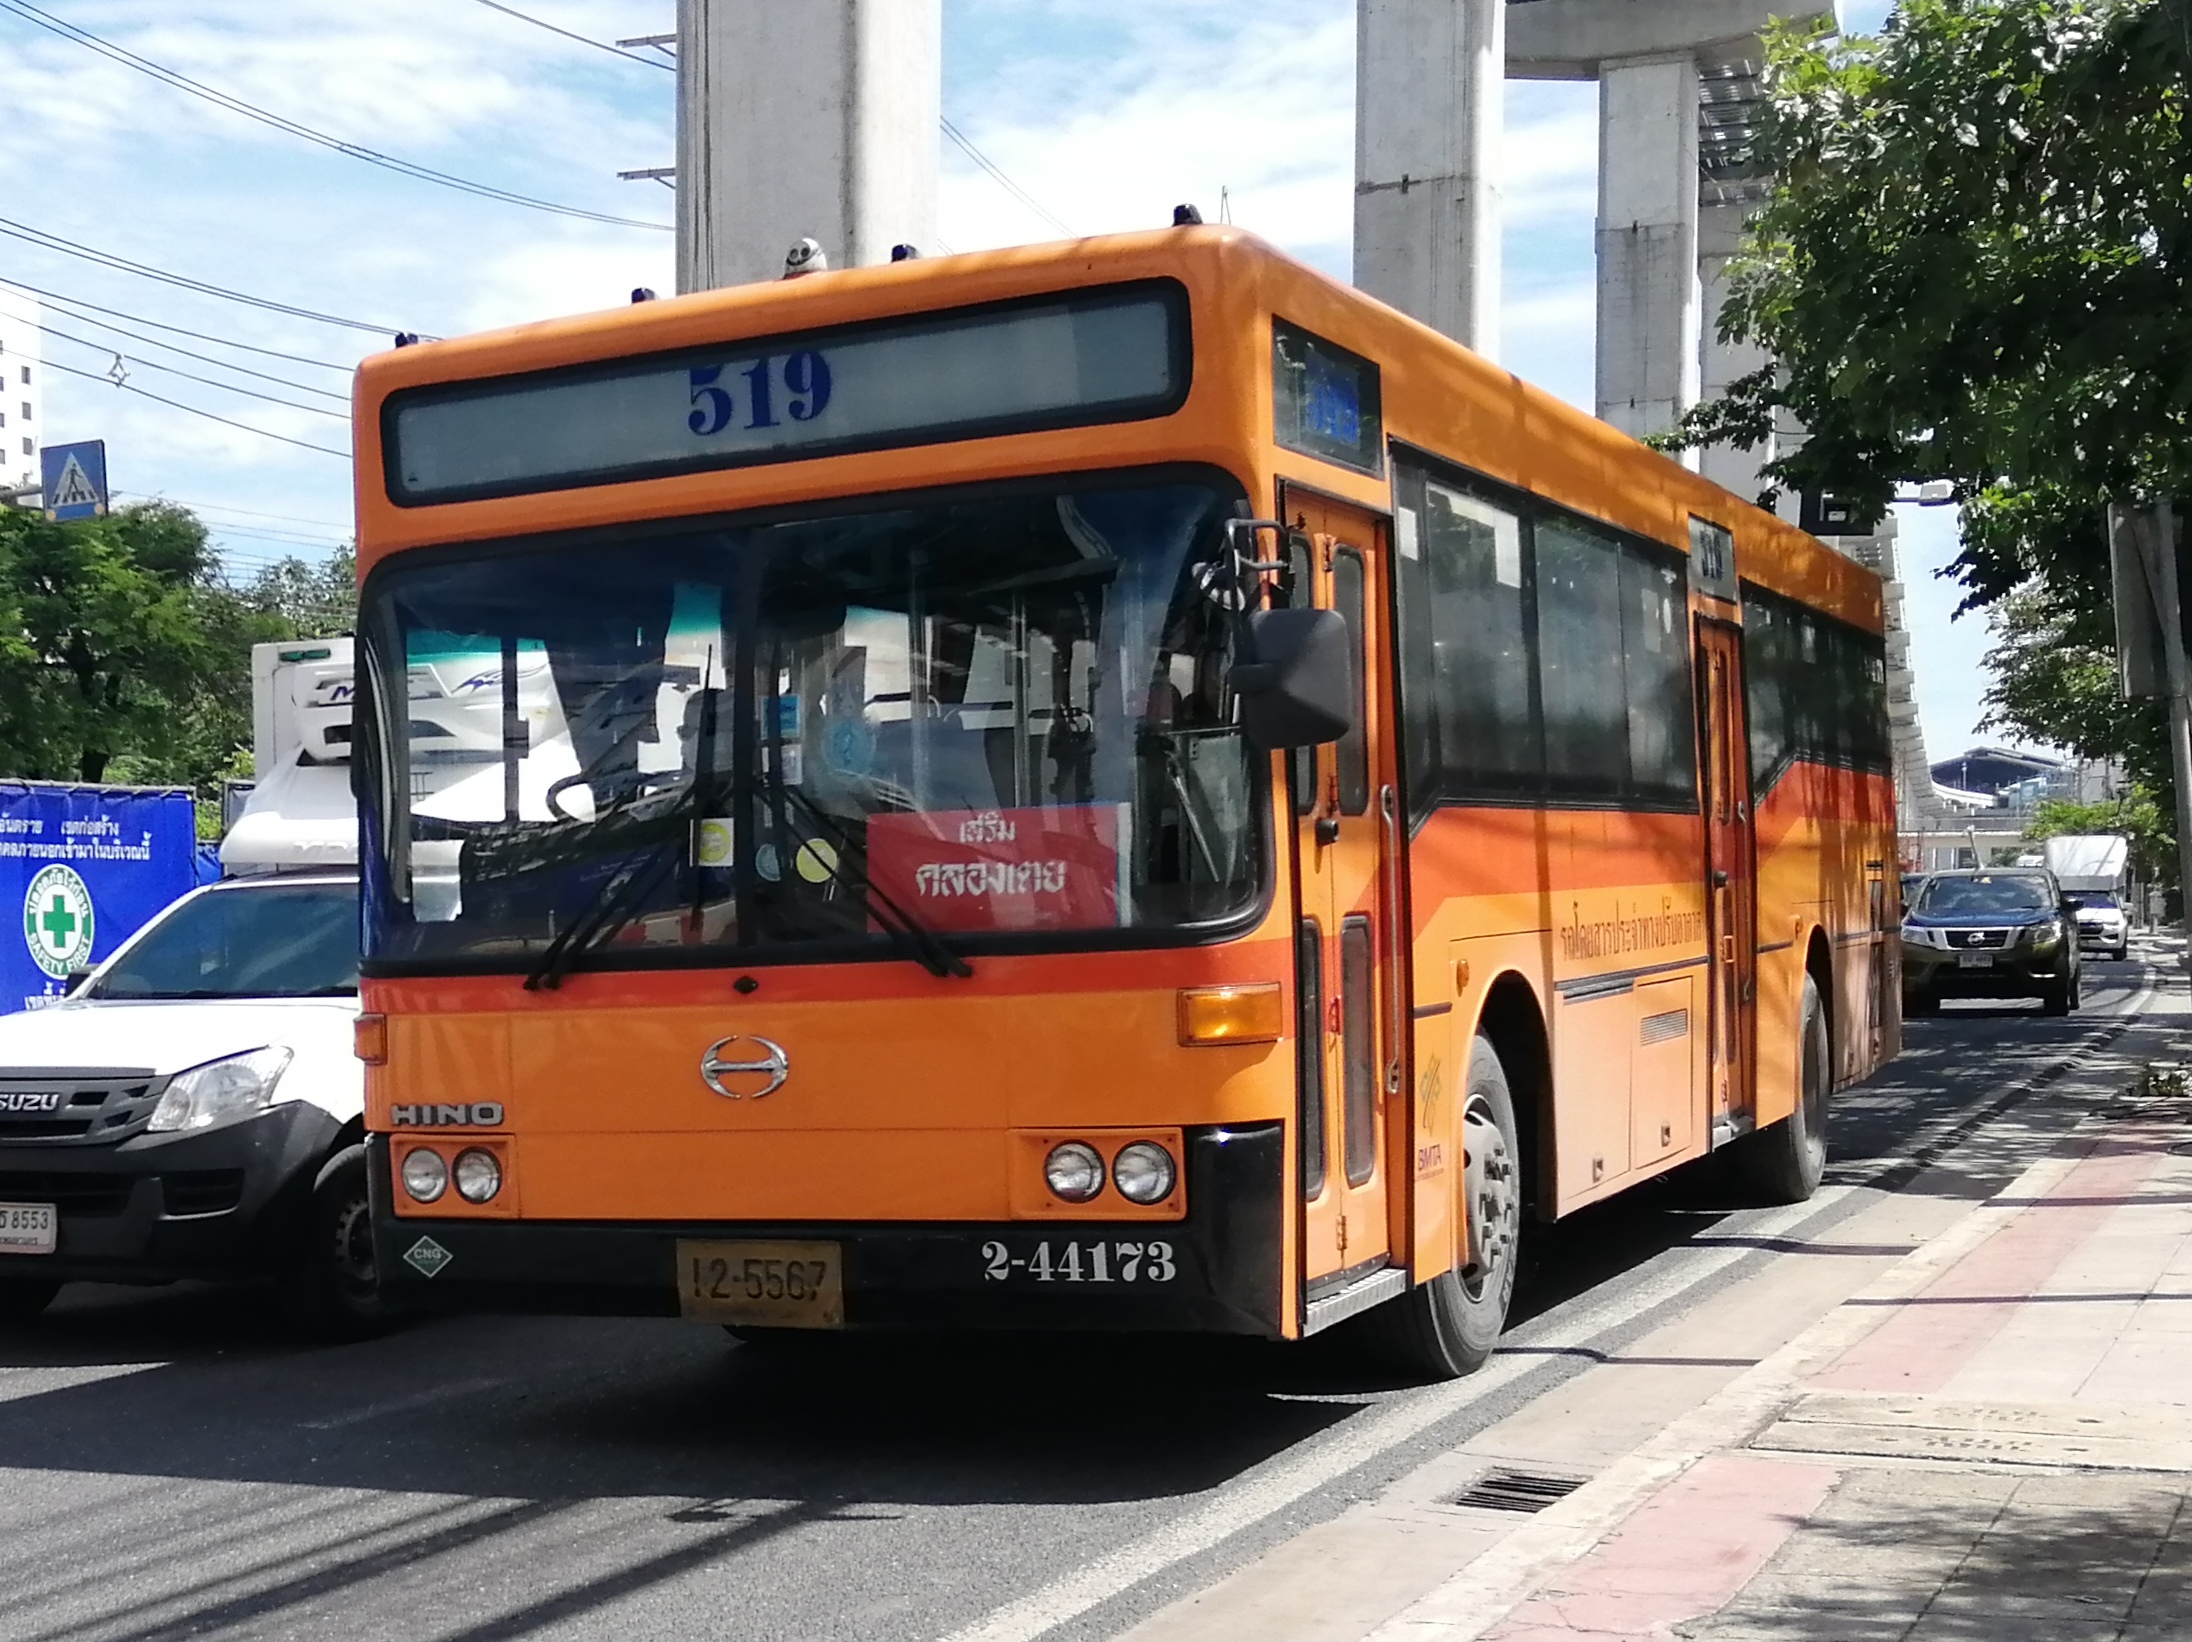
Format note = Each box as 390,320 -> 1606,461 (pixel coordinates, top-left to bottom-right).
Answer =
1695,620 -> 1757,1137
1283,492 -> 1400,1290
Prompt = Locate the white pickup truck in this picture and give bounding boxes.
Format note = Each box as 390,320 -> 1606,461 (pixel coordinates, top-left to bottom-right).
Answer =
0,641 -> 378,1335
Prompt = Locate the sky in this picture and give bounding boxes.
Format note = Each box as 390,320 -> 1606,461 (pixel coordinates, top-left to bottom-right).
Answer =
0,0 -> 1996,758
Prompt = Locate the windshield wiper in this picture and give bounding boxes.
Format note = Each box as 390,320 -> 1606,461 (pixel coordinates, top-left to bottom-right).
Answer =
523,792 -> 702,991
767,778 -> 972,980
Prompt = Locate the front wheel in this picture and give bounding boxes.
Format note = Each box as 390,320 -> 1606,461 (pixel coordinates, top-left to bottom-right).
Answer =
1904,987 -> 1939,1018
2113,944 -> 2130,962
279,1145 -> 394,1342
1363,1032 -> 1522,1380
1730,974 -> 1829,1203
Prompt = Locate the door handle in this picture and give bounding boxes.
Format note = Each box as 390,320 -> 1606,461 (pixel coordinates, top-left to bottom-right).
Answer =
1712,869 -> 1730,888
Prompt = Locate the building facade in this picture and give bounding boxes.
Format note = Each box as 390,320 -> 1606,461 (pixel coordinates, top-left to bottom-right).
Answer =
0,287 -> 43,495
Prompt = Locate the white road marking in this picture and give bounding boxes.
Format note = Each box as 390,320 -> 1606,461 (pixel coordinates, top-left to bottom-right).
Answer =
0,1362 -> 165,1404
934,1191 -> 1848,1642
301,1375 -> 512,1430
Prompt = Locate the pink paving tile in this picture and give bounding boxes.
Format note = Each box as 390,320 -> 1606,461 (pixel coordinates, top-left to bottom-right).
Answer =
1815,1131 -> 2173,1395
1485,1455 -> 1839,1638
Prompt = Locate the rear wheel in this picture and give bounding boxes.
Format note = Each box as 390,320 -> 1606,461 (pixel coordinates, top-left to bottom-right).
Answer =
0,1279 -> 58,1323
280,1146 -> 393,1342
1364,1032 -> 1521,1380
1730,974 -> 1829,1203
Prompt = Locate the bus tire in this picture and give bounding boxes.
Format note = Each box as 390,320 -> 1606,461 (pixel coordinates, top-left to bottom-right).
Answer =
280,1146 -> 394,1343
0,1279 -> 58,1323
1366,1032 -> 1521,1380
1733,975 -> 1830,1204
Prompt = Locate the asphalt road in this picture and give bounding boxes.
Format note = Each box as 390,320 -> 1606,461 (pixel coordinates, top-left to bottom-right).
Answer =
0,947 -> 2178,1642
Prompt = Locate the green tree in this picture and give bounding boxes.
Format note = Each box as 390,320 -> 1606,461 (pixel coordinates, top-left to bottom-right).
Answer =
1657,0 -> 2191,799
245,545 -> 356,638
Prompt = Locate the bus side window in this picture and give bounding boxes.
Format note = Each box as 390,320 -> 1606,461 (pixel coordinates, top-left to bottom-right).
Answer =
1340,914 -> 1376,1186
1333,549 -> 1370,815
1297,918 -> 1326,1199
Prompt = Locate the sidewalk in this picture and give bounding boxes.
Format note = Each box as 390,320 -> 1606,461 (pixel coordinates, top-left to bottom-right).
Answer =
1367,1065 -> 2192,1642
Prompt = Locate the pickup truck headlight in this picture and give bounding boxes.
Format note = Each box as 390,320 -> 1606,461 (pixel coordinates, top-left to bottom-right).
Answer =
147,1047 -> 294,1132
1901,924 -> 1942,949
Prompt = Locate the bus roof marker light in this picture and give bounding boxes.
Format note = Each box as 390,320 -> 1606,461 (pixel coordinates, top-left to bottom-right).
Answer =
1044,1142 -> 1105,1204
1172,204 -> 1203,226
1177,984 -> 1283,1047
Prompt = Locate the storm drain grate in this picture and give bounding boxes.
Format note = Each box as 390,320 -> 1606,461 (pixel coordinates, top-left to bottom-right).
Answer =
1446,1468 -> 1590,1513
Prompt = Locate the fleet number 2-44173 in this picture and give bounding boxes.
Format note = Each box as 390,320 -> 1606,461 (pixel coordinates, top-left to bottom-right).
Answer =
981,1239 -> 1176,1283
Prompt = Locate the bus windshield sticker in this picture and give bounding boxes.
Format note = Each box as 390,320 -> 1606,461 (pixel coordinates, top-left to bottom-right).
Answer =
866,803 -> 1132,932
1272,318 -> 1383,476
385,284 -> 1186,506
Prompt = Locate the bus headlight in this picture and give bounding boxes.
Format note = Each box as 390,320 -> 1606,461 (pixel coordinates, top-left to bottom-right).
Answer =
452,1148 -> 502,1204
1112,1142 -> 1177,1205
400,1147 -> 447,1203
1044,1142 -> 1105,1203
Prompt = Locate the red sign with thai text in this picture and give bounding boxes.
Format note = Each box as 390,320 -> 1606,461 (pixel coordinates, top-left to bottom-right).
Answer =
865,805 -> 1129,933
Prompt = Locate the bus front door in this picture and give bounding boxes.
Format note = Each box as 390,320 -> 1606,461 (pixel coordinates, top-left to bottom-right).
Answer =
1283,492 -> 1401,1292
1696,619 -> 1757,1138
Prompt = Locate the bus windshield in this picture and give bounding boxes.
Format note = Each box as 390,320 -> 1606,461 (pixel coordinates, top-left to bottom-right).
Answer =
361,476 -> 1262,969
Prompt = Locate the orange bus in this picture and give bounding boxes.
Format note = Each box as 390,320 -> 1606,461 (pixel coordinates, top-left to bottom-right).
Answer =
350,226 -> 1898,1375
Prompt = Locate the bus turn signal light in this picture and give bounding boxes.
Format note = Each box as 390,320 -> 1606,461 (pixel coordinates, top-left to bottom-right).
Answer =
1176,984 -> 1283,1046
355,1014 -> 388,1065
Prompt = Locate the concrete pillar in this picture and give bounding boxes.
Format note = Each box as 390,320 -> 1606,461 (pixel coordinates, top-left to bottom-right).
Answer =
1696,201 -> 1772,503
1594,53 -> 1700,445
1354,0 -> 1503,355
677,0 -> 941,293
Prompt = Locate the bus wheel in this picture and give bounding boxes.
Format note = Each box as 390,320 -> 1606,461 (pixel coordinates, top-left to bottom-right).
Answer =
1367,1033 -> 1521,1380
1734,975 -> 1830,1204
281,1146 -> 395,1342
0,1279 -> 58,1323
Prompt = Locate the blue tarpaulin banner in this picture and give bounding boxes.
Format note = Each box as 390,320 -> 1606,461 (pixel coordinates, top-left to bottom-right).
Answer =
1,782 -> 197,1014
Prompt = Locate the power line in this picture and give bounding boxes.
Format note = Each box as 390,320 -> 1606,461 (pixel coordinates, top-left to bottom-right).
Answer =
0,217 -> 416,337
941,117 -> 1077,237
39,355 -> 351,460
1,278 -> 357,373
40,323 -> 350,421
114,493 -> 352,533
32,317 -> 349,407
471,0 -> 674,71
0,0 -> 673,234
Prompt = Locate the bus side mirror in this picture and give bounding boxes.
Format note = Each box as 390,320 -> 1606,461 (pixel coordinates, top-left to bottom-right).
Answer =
1234,608 -> 1354,750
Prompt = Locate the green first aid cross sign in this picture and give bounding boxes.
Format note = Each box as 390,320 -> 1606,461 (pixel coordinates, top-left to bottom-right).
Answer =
22,864 -> 95,980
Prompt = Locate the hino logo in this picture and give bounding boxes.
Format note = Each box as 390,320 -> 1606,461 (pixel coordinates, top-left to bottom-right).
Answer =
701,1035 -> 788,1099
390,1102 -> 505,1128
0,1090 -> 61,1113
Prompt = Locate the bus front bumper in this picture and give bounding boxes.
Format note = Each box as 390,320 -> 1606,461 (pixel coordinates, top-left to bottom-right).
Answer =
367,1123 -> 1286,1337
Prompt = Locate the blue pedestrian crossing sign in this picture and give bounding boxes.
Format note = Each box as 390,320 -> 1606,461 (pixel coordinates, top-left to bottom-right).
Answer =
40,440 -> 108,522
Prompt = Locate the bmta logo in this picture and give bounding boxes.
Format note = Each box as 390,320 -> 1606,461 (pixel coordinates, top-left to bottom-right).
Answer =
22,864 -> 94,980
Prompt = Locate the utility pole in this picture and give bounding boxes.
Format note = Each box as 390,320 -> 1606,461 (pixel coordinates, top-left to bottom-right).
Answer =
675,0 -> 941,293
2148,501 -> 2192,966
2115,500 -> 2192,965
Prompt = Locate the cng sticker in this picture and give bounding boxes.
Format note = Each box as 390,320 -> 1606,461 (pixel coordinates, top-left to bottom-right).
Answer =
402,1236 -> 454,1279
22,864 -> 94,979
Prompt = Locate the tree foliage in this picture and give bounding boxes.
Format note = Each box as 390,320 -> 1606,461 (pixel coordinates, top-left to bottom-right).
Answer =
1660,0 -> 2191,784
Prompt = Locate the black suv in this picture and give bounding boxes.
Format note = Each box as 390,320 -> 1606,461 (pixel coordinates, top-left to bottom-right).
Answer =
1902,869 -> 2082,1016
